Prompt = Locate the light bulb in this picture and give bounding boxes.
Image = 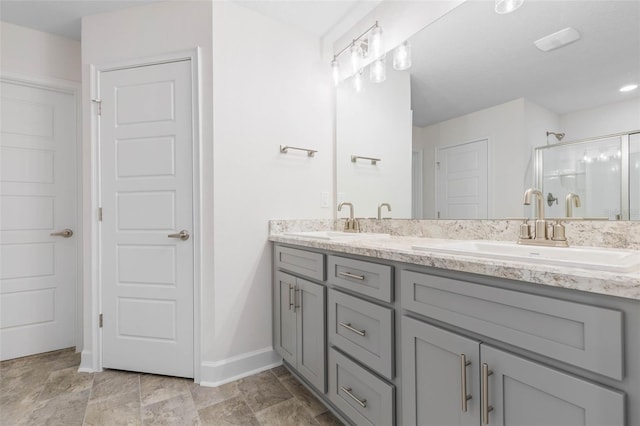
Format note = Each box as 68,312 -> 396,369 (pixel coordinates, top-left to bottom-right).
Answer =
350,43 -> 363,74
354,69 -> 363,93
331,58 -> 340,86
369,25 -> 384,59
393,41 -> 411,70
370,57 -> 386,83
495,0 -> 524,14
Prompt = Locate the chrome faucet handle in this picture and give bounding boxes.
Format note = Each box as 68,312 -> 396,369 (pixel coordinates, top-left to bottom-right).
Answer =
551,220 -> 567,242
518,219 -> 532,240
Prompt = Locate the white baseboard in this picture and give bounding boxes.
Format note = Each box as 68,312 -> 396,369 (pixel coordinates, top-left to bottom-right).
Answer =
78,350 -> 94,373
199,347 -> 282,387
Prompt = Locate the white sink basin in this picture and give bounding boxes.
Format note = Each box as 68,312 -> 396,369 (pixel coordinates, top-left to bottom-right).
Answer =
411,240 -> 640,272
284,231 -> 390,240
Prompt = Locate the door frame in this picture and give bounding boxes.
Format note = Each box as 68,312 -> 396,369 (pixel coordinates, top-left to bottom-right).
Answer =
86,49 -> 202,381
434,137 -> 491,219
0,71 -> 83,355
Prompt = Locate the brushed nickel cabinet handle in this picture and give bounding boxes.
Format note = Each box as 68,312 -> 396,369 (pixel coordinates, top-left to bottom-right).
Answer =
482,363 -> 494,425
167,230 -> 190,240
50,229 -> 73,238
338,271 -> 365,280
288,284 -> 294,311
460,354 -> 472,412
294,286 -> 300,311
339,322 -> 366,336
340,386 -> 367,408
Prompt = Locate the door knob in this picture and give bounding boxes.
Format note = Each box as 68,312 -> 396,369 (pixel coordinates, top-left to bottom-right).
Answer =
168,230 -> 190,241
50,229 -> 73,238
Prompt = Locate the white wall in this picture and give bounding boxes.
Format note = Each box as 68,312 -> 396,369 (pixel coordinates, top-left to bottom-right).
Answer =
336,70 -> 412,218
80,0 -> 333,383
560,97 -> 640,141
0,21 -> 81,82
415,98 -> 531,219
210,1 -> 333,381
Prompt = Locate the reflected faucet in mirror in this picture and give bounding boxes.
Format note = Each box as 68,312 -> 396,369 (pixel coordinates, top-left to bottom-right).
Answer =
566,193 -> 581,218
338,202 -> 359,233
378,203 -> 392,219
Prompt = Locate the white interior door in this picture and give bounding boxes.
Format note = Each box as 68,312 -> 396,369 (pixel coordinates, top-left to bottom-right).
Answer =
436,139 -> 488,219
0,80 -> 77,360
100,60 -> 194,378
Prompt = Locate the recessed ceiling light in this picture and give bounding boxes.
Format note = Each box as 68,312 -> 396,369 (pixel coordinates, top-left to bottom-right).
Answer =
620,84 -> 638,92
534,27 -> 581,52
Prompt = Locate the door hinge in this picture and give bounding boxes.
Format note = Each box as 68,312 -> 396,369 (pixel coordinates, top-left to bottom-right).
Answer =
99,313 -> 103,328
436,162 -> 441,170
437,211 -> 441,219
91,98 -> 102,116
98,207 -> 103,222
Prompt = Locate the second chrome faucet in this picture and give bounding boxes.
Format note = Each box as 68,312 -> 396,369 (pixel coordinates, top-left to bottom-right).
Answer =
519,188 -> 569,247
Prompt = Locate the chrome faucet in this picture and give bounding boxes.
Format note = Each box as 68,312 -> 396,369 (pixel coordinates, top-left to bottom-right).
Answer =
377,203 -> 392,219
519,188 -> 568,247
338,202 -> 359,233
565,193 -> 581,217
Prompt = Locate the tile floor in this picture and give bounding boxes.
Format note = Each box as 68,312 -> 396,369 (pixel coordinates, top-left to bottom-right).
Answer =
1,348 -> 343,425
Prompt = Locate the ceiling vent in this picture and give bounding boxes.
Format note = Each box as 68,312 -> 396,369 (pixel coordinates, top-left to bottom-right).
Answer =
534,27 -> 581,52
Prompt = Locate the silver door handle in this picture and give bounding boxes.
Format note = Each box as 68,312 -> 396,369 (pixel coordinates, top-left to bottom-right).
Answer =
50,229 -> 73,238
168,230 -> 190,240
340,386 -> 367,408
339,322 -> 366,336
482,363 -> 494,425
460,354 -> 472,412
338,271 -> 365,280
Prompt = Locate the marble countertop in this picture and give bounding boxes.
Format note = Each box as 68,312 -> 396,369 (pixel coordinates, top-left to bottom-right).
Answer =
269,232 -> 640,301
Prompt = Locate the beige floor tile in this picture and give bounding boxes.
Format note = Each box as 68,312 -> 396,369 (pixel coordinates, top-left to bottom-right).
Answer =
198,396 -> 259,426
254,398 -> 320,426
84,390 -> 141,426
270,365 -> 292,379
142,392 -> 200,425
38,366 -> 93,401
188,380 -> 240,410
140,374 -> 190,406
314,411 -> 344,426
279,375 -> 328,417
237,371 -> 293,412
25,388 -> 90,425
90,370 -> 140,402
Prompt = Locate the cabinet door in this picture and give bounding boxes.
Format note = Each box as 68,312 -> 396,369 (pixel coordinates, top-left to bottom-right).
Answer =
296,278 -> 326,392
481,345 -> 625,426
402,317 -> 480,426
274,271 -> 297,366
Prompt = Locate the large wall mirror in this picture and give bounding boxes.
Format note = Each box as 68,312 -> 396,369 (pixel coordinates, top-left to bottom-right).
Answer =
336,0 -> 640,220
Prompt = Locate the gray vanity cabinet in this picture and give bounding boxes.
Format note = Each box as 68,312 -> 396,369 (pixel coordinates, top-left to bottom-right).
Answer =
274,270 -> 326,392
402,317 -> 625,426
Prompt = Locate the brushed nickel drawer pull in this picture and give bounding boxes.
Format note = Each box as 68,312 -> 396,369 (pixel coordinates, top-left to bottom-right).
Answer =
482,363 -> 494,425
288,284 -> 294,311
460,354 -> 472,412
339,322 -> 366,337
294,286 -> 300,311
50,229 -> 73,238
340,386 -> 367,408
338,271 -> 365,280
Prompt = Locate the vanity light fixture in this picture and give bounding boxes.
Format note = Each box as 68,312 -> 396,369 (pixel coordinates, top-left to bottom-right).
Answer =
331,57 -> 340,86
620,83 -> 638,92
354,69 -> 363,92
393,41 -> 411,70
369,25 -> 384,59
534,27 -> 581,52
370,56 -> 386,83
350,42 -> 364,74
495,0 -> 524,14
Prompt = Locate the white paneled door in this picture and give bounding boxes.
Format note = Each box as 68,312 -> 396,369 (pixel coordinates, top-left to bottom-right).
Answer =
100,60 -> 194,378
437,139 -> 488,219
0,80 -> 77,360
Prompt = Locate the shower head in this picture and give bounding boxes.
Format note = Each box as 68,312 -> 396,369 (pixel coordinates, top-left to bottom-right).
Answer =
546,131 -> 565,141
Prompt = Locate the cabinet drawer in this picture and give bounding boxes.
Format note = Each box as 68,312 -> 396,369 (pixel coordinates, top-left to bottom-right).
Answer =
328,348 -> 395,426
275,245 -> 325,281
328,255 -> 393,302
401,270 -> 624,380
329,289 -> 394,380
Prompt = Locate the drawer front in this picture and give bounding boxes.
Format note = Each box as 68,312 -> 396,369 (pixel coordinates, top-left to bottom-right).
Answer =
328,348 -> 395,426
401,270 -> 624,380
275,245 -> 325,281
328,255 -> 393,302
329,289 -> 394,380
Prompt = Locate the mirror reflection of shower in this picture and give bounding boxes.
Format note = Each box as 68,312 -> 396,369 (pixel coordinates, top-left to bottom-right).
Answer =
546,131 -> 566,143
